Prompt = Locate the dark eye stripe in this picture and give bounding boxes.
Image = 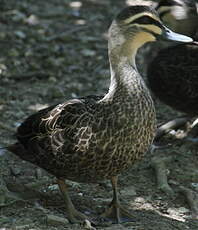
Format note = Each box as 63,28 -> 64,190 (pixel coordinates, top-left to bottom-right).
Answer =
156,0 -> 182,9
131,16 -> 163,29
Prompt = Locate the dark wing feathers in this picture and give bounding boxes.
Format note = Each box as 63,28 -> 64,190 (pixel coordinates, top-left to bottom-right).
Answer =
16,104 -> 57,143
16,95 -> 103,146
8,95 -> 103,172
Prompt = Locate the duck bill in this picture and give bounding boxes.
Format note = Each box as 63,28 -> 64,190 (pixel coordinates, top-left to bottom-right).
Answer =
160,27 -> 193,43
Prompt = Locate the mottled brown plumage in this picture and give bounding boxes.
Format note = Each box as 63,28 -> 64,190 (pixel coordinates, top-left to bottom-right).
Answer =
7,5 -> 192,225
10,90 -> 155,183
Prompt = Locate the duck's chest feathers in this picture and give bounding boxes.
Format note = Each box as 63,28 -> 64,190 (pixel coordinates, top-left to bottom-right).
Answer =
66,94 -> 155,182
75,88 -> 156,156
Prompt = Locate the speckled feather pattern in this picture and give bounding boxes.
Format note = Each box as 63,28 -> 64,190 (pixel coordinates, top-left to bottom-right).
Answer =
11,71 -> 155,183
8,6 -> 157,184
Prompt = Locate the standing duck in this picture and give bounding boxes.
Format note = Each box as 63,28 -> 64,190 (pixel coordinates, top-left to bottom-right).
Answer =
7,6 -> 192,224
147,0 -> 198,116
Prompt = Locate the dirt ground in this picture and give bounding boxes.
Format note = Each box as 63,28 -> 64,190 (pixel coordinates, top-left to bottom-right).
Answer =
0,0 -> 198,229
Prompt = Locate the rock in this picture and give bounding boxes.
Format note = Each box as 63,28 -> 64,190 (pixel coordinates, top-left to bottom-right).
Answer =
25,15 -> 39,25
83,219 -> 96,230
48,184 -> 58,191
81,49 -> 96,57
192,183 -> 198,191
46,214 -> 69,226
14,31 -> 26,39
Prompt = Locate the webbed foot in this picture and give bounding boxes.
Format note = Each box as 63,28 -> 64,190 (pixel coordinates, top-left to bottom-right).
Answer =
102,202 -> 134,223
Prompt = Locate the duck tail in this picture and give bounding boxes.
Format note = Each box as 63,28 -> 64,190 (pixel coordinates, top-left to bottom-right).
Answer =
0,143 -> 25,157
6,143 -> 38,164
6,143 -> 27,157
2,143 -> 28,160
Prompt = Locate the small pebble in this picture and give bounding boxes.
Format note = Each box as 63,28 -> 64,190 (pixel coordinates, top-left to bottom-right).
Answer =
25,15 -> 39,25
48,184 -> 58,191
14,31 -> 26,39
134,197 -> 145,203
81,49 -> 96,57
83,219 -> 96,230
191,183 -> 198,190
46,214 -> 69,226
169,180 -> 179,186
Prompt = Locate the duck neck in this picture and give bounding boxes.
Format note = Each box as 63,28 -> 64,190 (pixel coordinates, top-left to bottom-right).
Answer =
102,43 -> 144,102
109,56 -> 137,94
101,28 -> 157,103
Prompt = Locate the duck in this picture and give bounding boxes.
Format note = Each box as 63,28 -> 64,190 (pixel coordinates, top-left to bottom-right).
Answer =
156,0 -> 198,38
147,43 -> 198,116
137,0 -> 198,78
147,0 -> 198,117
7,5 -> 193,224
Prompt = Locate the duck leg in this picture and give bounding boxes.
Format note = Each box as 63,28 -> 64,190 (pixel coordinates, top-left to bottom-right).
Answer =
101,176 -> 134,223
57,178 -> 87,223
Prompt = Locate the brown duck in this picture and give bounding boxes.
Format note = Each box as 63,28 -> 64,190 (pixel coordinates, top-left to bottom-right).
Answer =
7,5 -> 193,224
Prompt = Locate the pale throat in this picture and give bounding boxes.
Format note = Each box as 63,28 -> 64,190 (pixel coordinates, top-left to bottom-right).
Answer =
103,31 -> 157,102
122,31 -> 156,69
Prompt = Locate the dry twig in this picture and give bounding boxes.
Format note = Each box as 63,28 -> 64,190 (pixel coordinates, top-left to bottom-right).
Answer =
155,117 -> 190,140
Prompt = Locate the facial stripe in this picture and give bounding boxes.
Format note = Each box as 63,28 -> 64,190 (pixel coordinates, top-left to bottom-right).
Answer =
138,24 -> 162,35
124,12 -> 160,25
130,15 -> 164,29
120,9 -> 164,38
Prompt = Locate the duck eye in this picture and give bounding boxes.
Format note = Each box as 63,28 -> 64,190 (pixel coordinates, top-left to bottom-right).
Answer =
131,15 -> 164,30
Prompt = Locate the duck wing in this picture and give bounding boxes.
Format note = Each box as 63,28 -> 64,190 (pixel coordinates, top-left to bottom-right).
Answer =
8,95 -> 103,168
